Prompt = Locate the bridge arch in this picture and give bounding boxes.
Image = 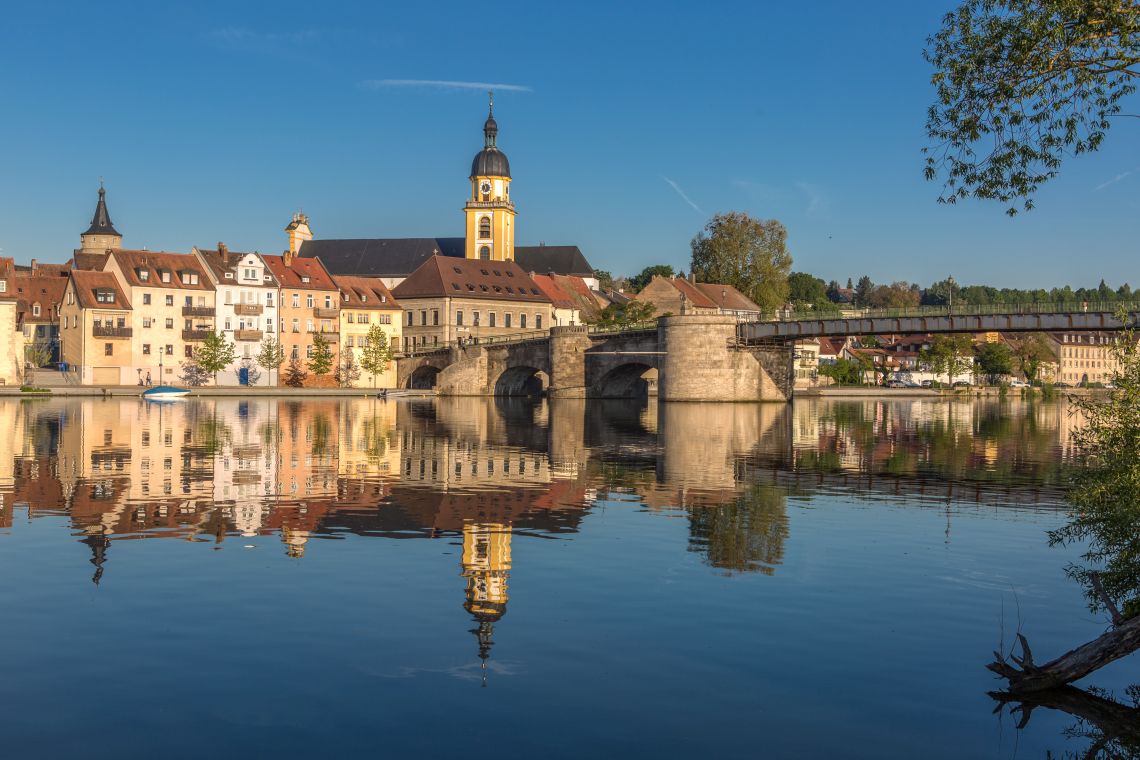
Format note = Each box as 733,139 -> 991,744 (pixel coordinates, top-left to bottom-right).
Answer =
494,365 -> 550,397
592,362 -> 657,399
407,365 -> 441,390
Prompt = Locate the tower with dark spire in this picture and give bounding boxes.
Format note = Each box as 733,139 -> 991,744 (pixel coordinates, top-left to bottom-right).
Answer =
79,182 -> 122,253
465,93 -> 515,262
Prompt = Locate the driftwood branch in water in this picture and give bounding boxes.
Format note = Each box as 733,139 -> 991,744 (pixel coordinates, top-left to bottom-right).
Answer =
988,614 -> 1140,693
990,685 -> 1140,751
1089,572 -> 1125,627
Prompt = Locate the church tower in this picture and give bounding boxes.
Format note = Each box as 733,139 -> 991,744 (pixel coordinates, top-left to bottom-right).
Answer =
284,212 -> 312,264
465,95 -> 515,262
460,522 -> 512,686
79,182 -> 122,253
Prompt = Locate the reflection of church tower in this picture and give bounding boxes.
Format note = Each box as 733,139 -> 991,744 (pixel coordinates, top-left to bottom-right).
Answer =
281,524 -> 310,558
82,527 -> 111,585
461,522 -> 512,686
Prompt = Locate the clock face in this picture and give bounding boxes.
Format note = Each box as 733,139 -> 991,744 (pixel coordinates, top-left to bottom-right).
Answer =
480,181 -> 492,195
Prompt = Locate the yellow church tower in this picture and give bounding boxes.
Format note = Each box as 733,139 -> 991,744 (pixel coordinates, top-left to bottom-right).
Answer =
465,94 -> 515,262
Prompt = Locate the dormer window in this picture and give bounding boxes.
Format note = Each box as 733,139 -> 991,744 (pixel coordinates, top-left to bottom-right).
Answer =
243,268 -> 257,280
160,270 -> 171,283
180,271 -> 199,285
224,272 -> 234,279
32,304 -> 40,317
302,276 -> 311,284
95,289 -> 115,304
138,269 -> 149,281
0,280 -> 7,292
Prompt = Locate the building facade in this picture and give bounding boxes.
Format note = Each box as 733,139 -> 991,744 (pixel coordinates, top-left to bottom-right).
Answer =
262,253 -> 340,386
59,271 -> 134,385
1053,331 -> 1129,385
334,276 -> 402,388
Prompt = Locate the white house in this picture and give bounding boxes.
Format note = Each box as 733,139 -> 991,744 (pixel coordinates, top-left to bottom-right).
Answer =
193,245 -> 280,385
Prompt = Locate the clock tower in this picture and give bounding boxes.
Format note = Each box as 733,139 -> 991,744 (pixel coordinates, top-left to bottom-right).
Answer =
465,95 -> 515,261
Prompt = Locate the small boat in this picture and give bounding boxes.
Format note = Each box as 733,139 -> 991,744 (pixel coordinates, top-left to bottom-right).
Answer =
143,385 -> 190,400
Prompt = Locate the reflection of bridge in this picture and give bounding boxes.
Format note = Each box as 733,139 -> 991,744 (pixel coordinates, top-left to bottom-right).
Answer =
396,304 -> 1139,401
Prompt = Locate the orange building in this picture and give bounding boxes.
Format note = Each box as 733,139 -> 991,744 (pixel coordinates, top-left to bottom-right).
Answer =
261,253 -> 340,386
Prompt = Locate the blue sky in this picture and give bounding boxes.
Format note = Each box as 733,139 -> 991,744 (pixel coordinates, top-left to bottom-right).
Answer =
1,0 -> 1136,288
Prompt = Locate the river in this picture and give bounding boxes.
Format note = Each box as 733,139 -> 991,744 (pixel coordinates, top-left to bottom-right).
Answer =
0,396 -> 1131,758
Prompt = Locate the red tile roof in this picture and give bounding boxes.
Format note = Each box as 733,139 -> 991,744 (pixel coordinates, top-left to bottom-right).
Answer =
111,250 -> 213,290
70,270 -> 132,310
392,256 -> 550,303
333,275 -> 401,310
13,275 -> 68,323
262,254 -> 338,291
530,274 -> 576,309
693,283 -> 761,312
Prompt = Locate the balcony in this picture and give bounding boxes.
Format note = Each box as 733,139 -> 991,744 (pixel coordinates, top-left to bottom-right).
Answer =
182,329 -> 211,341
308,328 -> 340,337
92,326 -> 132,339
234,303 -> 264,316
313,307 -> 340,319
182,306 -> 215,317
234,329 -> 263,341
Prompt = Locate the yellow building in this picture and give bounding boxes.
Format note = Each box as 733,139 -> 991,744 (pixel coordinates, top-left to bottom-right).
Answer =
102,250 -> 216,385
0,298 -> 25,386
1053,331 -> 1131,385
333,276 -> 402,388
464,96 -> 515,262
59,271 -> 134,385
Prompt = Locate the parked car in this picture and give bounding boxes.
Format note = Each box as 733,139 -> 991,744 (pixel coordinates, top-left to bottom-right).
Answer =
1053,382 -> 1072,388
885,379 -> 907,388
952,380 -> 971,388
1008,379 -> 1029,388
920,380 -> 933,388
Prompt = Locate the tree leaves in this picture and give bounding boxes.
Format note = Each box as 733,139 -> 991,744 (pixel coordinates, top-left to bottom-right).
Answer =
689,212 -> 792,313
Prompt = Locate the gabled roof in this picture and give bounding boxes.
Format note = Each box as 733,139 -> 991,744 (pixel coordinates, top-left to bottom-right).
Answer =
392,256 -> 550,303
73,251 -> 110,271
514,245 -> 593,277
669,278 -> 718,309
14,275 -> 68,322
110,250 -> 213,290
817,337 -> 846,356
299,238 -> 466,278
530,274 -> 576,309
70,270 -> 132,310
333,275 -> 401,310
195,246 -> 279,286
693,283 -> 761,312
262,254 -> 337,291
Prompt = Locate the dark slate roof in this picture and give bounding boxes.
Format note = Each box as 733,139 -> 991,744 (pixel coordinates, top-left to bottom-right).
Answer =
515,245 -> 594,277
83,186 -> 120,237
471,148 -> 510,179
299,238 -> 465,278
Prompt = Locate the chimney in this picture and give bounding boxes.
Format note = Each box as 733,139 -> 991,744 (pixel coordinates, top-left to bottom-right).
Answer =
218,242 -> 228,264
30,259 -> 37,271
283,246 -> 294,267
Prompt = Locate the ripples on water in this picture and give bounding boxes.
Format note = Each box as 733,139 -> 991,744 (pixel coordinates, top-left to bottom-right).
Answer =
0,396 -> 1130,758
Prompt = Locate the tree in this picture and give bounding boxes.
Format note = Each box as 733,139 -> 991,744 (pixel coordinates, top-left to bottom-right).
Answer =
975,341 -> 1014,384
589,300 -> 657,329
1012,332 -> 1057,383
990,317 -> 1140,694
283,358 -> 307,388
866,281 -> 921,309
787,272 -> 830,308
921,334 -> 975,384
239,358 -> 262,386
306,332 -> 334,379
193,331 -> 236,385
924,1 -> 1140,215
334,351 -> 361,388
818,357 -> 868,386
256,337 -> 286,386
23,340 -> 53,385
178,359 -> 210,387
593,270 -> 615,291
627,265 -> 675,293
853,275 -> 873,307
358,324 -> 395,388
689,212 -> 792,313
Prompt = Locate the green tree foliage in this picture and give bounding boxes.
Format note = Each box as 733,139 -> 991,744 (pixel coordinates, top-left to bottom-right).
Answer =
628,265 -> 675,293
1051,322 -> 1140,620
256,337 -> 286,383
23,340 -> 53,384
593,270 -> 615,291
283,358 -> 308,388
686,486 -> 789,575
334,351 -> 362,388
307,333 -> 334,378
193,331 -> 237,384
854,275 -> 874,307
818,357 -> 868,386
866,281 -> 922,309
1011,332 -> 1057,383
358,324 -> 395,388
689,212 -> 792,313
788,272 -> 830,307
975,340 -> 1015,383
589,300 -> 657,329
921,334 -> 975,383
924,1 -> 1140,214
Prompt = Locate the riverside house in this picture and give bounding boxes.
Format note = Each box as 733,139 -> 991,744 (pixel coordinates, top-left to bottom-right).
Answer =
333,275 -> 402,388
261,252 -> 341,387
59,270 -> 134,385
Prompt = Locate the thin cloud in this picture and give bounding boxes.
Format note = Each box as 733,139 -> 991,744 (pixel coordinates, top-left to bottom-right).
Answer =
662,176 -> 704,215
1095,165 -> 1140,191
362,79 -> 533,93
796,181 -> 826,215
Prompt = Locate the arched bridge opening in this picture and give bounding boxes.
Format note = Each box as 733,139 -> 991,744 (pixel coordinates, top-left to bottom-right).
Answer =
494,365 -> 550,397
407,366 -> 441,390
592,362 -> 657,399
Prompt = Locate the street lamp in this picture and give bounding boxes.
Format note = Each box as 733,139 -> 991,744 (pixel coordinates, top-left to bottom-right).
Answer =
947,274 -> 956,313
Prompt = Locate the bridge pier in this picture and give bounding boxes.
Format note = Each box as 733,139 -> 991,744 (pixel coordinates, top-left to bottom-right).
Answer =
548,325 -> 591,398
659,315 -> 792,402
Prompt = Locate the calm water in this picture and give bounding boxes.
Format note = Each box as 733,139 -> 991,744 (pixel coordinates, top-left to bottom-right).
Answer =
0,395 -> 1133,758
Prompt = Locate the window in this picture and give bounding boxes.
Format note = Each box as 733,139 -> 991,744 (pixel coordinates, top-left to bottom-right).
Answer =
95,289 -> 115,304
324,295 -> 332,308
432,310 -> 439,326
489,312 -> 496,327
266,319 -> 273,333
451,283 -> 460,291
504,313 -> 512,328
292,319 -> 299,333
184,346 -> 193,358
306,319 -> 314,332
347,313 -> 355,324
292,294 -> 300,307
161,270 -> 171,283
142,344 -> 151,355
244,268 -> 257,281
536,314 -> 543,330
301,276 -> 310,284
104,343 -> 113,356
139,269 -> 149,282
306,345 -> 314,358
406,311 -> 413,326
479,245 -> 490,260
32,303 -> 40,317
184,295 -> 193,306
165,318 -> 174,329
473,311 -> 481,327
520,314 -> 527,329
359,313 -> 369,324
266,292 -> 274,307
456,311 -> 464,326
291,345 -> 299,360
165,295 -> 174,307
478,216 -> 491,239
116,317 -> 126,328
307,294 -> 314,308
165,345 -> 173,356
346,336 -> 354,348
420,311 -> 427,326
